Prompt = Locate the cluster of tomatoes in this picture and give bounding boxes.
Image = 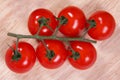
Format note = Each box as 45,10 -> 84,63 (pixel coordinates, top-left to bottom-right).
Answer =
5,6 -> 115,73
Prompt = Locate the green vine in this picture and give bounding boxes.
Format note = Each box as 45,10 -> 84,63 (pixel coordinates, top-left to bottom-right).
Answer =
7,16 -> 96,61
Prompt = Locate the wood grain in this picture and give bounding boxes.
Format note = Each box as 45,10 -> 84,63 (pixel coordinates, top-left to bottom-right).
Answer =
0,0 -> 120,80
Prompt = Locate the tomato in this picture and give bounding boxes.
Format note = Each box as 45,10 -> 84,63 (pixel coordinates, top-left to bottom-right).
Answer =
36,40 -> 67,69
58,6 -> 86,37
28,9 -> 57,36
5,42 -> 36,73
68,41 -> 97,70
88,11 -> 116,40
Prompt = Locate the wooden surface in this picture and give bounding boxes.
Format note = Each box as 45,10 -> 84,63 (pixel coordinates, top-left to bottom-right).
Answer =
0,0 -> 120,80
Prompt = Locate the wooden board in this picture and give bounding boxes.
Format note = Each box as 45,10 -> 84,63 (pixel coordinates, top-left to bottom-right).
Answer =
0,0 -> 120,80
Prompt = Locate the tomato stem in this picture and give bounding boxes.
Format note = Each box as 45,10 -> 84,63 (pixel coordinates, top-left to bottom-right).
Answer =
67,41 -> 80,60
41,40 -> 55,60
52,16 -> 68,36
35,25 -> 43,35
36,17 -> 53,35
12,50 -> 21,61
46,24 -> 54,32
57,16 -> 68,25
7,32 -> 97,43
41,40 -> 49,51
81,20 -> 96,38
52,24 -> 62,37
12,38 -> 21,61
36,17 -> 56,59
16,38 -> 19,52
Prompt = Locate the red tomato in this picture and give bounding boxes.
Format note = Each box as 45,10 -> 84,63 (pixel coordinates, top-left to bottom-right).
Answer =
58,6 -> 86,37
28,9 -> 57,36
36,40 -> 67,69
88,11 -> 116,40
68,41 -> 97,70
5,42 -> 36,73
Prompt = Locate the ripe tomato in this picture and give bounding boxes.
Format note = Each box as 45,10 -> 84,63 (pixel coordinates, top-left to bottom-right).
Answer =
28,9 -> 57,36
68,41 -> 97,70
88,11 -> 116,40
5,42 -> 36,73
58,6 -> 86,37
36,40 -> 67,69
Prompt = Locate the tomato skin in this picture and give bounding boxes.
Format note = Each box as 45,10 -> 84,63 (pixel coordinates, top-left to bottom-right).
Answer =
88,11 -> 116,40
36,40 -> 67,69
28,9 -> 57,36
5,42 -> 36,73
68,41 -> 97,70
58,6 -> 86,37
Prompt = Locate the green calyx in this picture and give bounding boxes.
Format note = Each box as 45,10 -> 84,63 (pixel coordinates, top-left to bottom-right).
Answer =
46,50 -> 55,60
87,20 -> 96,28
12,50 -> 21,61
81,19 -> 97,39
70,51 -> 80,60
38,17 -> 49,26
57,16 -> 68,25
37,17 -> 53,32
8,44 -> 21,61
